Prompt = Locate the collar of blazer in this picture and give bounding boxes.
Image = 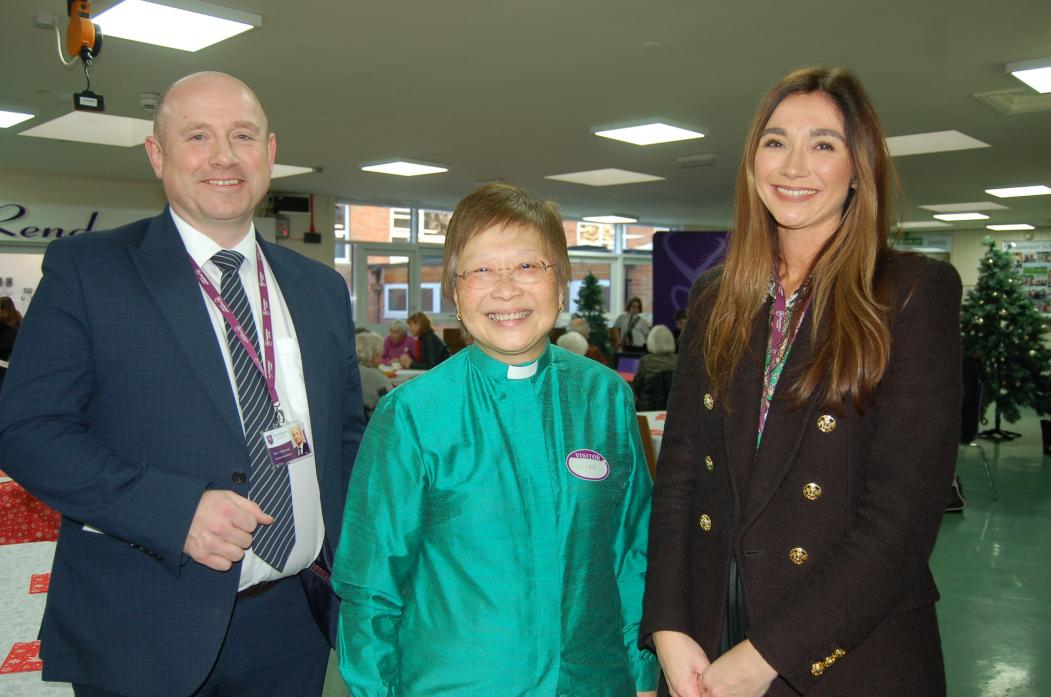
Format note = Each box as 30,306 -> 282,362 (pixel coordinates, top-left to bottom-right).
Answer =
129,209 -> 333,476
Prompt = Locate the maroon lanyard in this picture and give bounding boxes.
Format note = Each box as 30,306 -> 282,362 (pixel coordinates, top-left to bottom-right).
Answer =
190,247 -> 282,419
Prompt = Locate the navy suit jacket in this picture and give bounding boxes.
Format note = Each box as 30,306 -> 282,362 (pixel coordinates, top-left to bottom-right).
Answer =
0,211 -> 364,696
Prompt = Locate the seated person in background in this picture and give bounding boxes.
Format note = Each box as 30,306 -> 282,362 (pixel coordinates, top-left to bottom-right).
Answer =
569,316 -> 607,365
356,331 -> 393,415
613,296 -> 650,352
557,330 -> 588,355
632,324 -> 677,411
398,312 -> 449,369
382,319 -> 415,363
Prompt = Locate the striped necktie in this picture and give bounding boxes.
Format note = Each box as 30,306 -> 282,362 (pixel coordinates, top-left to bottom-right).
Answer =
211,249 -> 296,571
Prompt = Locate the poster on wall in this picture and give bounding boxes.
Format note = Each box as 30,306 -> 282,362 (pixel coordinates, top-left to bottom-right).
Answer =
1001,240 -> 1051,315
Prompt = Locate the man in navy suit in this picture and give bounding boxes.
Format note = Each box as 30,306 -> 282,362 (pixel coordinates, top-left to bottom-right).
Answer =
0,72 -> 364,696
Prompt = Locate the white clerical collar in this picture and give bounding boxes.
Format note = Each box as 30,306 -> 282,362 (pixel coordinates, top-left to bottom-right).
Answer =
170,209 -> 256,268
506,361 -> 538,380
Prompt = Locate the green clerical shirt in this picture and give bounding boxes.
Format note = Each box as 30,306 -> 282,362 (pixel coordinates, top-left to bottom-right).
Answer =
332,343 -> 657,696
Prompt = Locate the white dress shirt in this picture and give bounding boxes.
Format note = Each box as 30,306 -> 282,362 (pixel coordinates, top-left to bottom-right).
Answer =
172,210 -> 324,590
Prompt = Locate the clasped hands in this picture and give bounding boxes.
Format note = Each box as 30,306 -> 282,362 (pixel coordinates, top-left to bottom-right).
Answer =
183,490 -> 272,571
653,631 -> 777,697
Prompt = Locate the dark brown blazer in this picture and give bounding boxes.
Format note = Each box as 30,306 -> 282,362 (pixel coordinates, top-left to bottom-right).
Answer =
641,253 -> 962,696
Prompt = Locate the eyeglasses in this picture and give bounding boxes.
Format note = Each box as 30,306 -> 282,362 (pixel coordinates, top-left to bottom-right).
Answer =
455,260 -> 554,289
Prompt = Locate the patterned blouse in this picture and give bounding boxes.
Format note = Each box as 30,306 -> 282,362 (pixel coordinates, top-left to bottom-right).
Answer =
757,269 -> 812,447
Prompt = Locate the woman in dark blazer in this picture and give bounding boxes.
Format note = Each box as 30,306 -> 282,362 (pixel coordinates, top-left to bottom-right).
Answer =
641,67 -> 962,697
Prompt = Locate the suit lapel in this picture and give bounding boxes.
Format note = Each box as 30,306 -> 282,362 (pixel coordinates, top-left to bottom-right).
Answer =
261,240 -> 332,483
724,303 -> 767,513
741,308 -> 821,532
129,211 -> 245,440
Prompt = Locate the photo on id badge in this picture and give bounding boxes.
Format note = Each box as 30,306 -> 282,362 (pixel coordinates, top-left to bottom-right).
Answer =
262,420 -> 312,467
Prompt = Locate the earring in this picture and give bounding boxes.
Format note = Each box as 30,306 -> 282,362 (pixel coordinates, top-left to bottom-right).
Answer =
456,311 -> 462,322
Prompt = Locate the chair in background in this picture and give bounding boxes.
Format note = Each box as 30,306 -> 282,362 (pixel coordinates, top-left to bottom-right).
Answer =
960,356 -> 996,501
636,413 -> 657,480
442,327 -> 467,355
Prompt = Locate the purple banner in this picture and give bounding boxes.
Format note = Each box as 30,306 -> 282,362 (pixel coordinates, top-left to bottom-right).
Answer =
652,231 -> 729,329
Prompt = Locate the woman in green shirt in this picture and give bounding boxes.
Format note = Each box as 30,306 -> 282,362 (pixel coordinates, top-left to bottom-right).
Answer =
332,183 -> 658,696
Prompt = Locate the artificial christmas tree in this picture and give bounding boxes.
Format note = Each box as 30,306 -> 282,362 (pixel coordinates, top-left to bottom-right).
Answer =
574,272 -> 612,358
960,236 -> 1051,440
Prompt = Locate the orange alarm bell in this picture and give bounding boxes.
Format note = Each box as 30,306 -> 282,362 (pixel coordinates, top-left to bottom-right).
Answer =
66,1 -> 103,63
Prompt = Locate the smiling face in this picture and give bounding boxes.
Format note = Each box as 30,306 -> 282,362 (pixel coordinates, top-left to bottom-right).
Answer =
754,91 -> 854,245
145,73 -> 276,247
453,223 -> 563,365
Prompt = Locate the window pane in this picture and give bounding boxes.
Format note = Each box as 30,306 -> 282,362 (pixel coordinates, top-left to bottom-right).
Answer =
420,209 -> 452,245
366,254 -> 409,322
567,221 -> 615,251
624,263 -> 653,317
420,253 -> 456,314
568,261 -> 612,314
347,204 -> 411,243
625,225 -> 666,251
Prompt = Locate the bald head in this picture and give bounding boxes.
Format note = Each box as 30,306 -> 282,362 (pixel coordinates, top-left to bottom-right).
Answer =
144,70 -> 276,247
153,71 -> 268,143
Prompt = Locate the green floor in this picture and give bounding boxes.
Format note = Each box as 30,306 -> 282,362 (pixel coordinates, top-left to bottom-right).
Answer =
323,412 -> 1051,697
933,411 -> 1051,697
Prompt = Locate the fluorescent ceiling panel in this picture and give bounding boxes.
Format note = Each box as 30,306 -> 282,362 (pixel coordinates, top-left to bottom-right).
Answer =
885,130 -> 989,157
582,215 -> 637,224
545,168 -> 665,186
361,161 -> 448,176
933,213 -> 989,221
985,185 -> 1051,198
987,224 -> 1035,231
1007,58 -> 1051,94
0,109 -> 35,128
918,201 -> 1008,212
270,164 -> 314,179
95,0 -> 259,52
594,122 -> 704,146
899,221 -> 952,230
19,111 -> 153,147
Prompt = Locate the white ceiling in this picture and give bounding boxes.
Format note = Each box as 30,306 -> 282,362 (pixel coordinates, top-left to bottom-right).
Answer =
1,0 -> 1050,231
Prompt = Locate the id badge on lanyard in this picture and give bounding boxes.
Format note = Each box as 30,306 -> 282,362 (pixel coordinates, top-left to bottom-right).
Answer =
190,246 -> 313,469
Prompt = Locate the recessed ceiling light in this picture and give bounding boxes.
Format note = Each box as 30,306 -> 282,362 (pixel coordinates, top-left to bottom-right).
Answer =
918,201 -> 1008,212
19,111 -> 153,147
987,224 -> 1036,231
899,221 -> 953,230
593,122 -> 704,146
361,161 -> 448,177
271,164 -> 315,179
932,213 -> 990,221
985,185 -> 1051,198
545,168 -> 665,187
1007,58 -> 1051,94
95,0 -> 260,52
0,109 -> 35,128
885,130 -> 990,157
582,215 -> 638,224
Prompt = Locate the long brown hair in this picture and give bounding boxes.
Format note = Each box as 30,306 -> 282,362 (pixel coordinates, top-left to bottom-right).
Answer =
703,67 -> 899,408
0,297 -> 22,330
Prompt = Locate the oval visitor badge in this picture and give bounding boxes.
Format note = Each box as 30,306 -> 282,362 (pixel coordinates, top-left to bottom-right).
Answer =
565,449 -> 610,481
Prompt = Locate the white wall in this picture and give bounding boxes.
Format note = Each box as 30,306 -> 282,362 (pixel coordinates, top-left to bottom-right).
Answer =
0,170 -> 336,266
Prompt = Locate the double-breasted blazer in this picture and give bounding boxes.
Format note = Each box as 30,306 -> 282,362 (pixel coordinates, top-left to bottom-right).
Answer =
0,211 -> 365,696
641,253 -> 962,696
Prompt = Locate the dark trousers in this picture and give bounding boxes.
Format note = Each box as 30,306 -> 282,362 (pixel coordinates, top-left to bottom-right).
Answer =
74,576 -> 329,697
